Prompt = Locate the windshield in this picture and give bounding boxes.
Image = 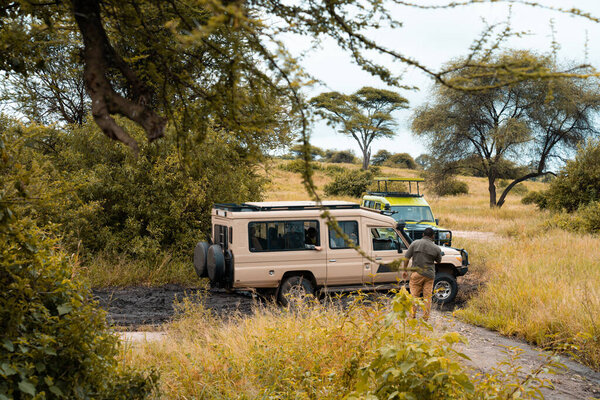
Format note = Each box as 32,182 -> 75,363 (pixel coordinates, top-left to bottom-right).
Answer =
390,206 -> 434,223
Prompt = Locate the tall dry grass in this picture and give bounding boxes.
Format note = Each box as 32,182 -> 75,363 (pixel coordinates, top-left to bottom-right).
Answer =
262,160 -> 600,368
121,291 -> 556,399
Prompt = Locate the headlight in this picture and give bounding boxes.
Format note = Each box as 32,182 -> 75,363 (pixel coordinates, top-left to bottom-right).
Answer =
438,232 -> 450,240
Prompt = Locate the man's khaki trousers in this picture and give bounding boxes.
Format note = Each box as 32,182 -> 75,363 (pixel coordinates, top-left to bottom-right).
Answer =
409,272 -> 434,320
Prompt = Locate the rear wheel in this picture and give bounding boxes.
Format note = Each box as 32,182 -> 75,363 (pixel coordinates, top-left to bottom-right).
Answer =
207,244 -> 225,283
433,273 -> 457,304
278,275 -> 315,307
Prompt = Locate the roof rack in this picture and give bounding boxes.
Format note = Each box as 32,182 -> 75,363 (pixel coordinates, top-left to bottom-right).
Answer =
372,177 -> 424,197
213,202 -> 361,212
366,191 -> 422,198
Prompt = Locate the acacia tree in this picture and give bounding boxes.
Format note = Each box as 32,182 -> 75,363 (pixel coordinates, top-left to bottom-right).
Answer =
311,87 -> 408,170
412,51 -> 600,208
1,0 -> 597,159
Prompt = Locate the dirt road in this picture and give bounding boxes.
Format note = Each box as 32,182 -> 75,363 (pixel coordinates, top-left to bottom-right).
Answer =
96,286 -> 600,399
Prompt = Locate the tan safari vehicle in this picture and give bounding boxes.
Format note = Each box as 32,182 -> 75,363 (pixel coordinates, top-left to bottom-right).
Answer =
193,201 -> 469,305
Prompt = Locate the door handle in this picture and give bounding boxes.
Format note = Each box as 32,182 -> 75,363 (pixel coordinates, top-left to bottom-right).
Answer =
328,259 -> 336,262
375,257 -> 382,260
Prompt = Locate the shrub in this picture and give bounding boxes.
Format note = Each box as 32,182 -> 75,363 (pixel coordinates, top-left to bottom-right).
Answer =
325,150 -> 357,164
521,190 -> 549,209
6,119 -> 267,269
546,201 -> 600,234
431,178 -> 469,196
385,152 -> 417,169
371,149 -> 392,166
324,169 -> 374,197
544,140 -> 600,212
0,130 -> 155,399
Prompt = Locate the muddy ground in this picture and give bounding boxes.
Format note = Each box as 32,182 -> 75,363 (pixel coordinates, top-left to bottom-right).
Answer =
93,285 -> 256,327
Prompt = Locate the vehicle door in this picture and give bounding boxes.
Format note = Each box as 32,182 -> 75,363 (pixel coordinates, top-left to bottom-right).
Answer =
368,226 -> 408,284
325,219 -> 365,286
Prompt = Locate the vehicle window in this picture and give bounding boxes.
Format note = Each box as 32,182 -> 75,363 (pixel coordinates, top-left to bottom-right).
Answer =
371,227 -> 406,250
248,220 -> 319,252
375,203 -> 381,210
329,221 -> 359,249
214,224 -> 228,250
389,206 -> 434,223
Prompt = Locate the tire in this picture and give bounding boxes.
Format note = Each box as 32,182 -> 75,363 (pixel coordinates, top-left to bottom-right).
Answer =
207,244 -> 225,283
224,249 -> 235,288
433,272 -> 458,304
277,275 -> 315,307
193,241 -> 210,278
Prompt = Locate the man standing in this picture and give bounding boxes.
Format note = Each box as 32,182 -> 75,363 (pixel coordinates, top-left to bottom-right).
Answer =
402,227 -> 442,320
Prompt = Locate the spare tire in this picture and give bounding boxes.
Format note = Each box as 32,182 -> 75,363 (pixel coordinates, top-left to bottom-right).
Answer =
207,244 -> 225,283
193,241 -> 210,278
224,249 -> 235,288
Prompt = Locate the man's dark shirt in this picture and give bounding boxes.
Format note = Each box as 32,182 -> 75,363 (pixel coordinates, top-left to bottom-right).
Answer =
404,236 -> 442,279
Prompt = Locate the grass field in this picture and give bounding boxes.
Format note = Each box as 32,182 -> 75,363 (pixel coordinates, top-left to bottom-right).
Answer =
118,159 -> 600,397
262,160 -> 600,369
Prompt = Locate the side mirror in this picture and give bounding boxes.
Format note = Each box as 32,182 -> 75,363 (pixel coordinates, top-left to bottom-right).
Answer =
396,220 -> 406,231
435,218 -> 439,225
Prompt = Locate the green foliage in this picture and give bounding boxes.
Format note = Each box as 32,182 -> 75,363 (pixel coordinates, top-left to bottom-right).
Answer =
2,116 -> 271,286
325,150 -> 357,164
543,140 -> 600,212
0,130 -> 155,399
546,201 -> 600,234
324,169 -> 375,198
347,292 -> 475,399
311,87 -> 408,169
288,144 -> 325,160
412,50 -> 600,207
521,190 -> 549,209
371,149 -> 392,166
431,178 -> 469,197
386,152 -> 417,169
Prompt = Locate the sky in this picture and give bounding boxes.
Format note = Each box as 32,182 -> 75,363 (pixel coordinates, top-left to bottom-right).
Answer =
284,1 -> 600,158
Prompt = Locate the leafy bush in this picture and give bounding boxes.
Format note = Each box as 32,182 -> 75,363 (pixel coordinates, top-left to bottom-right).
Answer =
371,149 -> 392,166
325,150 -> 357,164
546,201 -> 600,234
4,119 -> 268,285
324,169 -> 374,197
0,130 -> 155,399
521,190 -> 549,209
544,140 -> 600,212
385,152 -> 417,169
431,178 -> 469,196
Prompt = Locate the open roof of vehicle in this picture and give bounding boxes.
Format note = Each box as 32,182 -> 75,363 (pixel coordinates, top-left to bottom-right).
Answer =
214,201 -> 360,212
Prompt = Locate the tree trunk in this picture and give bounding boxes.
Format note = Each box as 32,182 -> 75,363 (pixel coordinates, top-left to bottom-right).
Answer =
488,173 -> 497,208
496,171 -> 555,208
362,148 -> 370,170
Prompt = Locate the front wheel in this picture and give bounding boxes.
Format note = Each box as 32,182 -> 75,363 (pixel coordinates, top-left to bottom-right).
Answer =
433,273 -> 458,304
278,275 -> 315,307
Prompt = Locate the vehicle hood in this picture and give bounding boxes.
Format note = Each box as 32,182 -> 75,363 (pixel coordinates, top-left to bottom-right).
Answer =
440,246 -> 460,256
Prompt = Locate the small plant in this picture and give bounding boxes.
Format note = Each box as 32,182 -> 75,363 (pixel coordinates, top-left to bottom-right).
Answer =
431,178 -> 469,196
522,190 -> 549,208
324,169 -> 374,197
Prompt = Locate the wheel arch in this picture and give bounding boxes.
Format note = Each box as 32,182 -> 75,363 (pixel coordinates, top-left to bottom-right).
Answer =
436,263 -> 458,277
